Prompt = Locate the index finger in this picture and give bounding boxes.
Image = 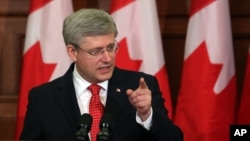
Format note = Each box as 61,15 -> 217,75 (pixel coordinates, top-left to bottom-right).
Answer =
139,77 -> 148,89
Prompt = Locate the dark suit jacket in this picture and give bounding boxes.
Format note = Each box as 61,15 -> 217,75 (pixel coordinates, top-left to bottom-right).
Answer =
20,63 -> 183,141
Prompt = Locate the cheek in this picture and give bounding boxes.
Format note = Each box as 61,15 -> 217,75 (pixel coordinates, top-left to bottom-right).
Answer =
80,57 -> 98,69
77,60 -> 94,75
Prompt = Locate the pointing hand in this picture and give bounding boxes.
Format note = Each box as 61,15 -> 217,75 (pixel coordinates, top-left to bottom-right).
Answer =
126,77 -> 152,121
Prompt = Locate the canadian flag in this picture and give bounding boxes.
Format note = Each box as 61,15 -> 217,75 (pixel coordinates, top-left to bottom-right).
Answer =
15,0 -> 73,139
174,0 -> 237,141
237,47 -> 250,124
110,0 -> 173,118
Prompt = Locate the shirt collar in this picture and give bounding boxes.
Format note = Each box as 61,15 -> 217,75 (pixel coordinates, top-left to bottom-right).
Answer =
72,65 -> 108,96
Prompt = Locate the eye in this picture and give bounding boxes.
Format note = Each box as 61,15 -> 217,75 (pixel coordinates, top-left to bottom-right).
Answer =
107,44 -> 115,52
88,48 -> 102,56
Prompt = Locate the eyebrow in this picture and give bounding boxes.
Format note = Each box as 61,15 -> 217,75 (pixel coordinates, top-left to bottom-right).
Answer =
88,42 -> 116,49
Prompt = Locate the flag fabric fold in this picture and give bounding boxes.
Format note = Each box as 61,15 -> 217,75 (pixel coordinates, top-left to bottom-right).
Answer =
110,0 -> 173,118
15,0 -> 73,139
237,47 -> 250,124
174,0 -> 237,140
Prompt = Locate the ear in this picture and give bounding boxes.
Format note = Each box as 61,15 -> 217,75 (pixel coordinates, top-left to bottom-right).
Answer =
67,44 -> 77,61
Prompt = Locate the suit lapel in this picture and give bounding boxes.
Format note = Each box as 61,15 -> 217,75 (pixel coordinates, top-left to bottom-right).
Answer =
104,67 -> 132,129
55,63 -> 81,130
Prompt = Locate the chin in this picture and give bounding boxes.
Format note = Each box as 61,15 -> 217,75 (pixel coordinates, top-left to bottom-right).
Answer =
97,73 -> 112,82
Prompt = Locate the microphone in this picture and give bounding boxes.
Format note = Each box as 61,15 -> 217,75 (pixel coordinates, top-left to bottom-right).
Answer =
75,113 -> 93,141
97,113 -> 113,141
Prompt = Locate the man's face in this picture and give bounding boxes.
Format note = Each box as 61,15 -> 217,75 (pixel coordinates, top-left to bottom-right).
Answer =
68,34 -> 117,83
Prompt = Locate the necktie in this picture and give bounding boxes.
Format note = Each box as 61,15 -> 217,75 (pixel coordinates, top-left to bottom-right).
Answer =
88,84 -> 104,141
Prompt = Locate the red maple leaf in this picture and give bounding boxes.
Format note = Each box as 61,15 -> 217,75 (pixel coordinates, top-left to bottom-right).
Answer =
18,41 -> 56,116
29,0 -> 52,13
190,0 -> 215,16
175,41 -> 237,141
21,41 -> 56,87
16,41 -> 56,139
110,0 -> 135,14
116,38 -> 142,71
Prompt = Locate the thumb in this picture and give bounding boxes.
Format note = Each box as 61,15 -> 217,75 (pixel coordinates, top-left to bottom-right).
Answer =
126,89 -> 133,96
139,77 -> 148,89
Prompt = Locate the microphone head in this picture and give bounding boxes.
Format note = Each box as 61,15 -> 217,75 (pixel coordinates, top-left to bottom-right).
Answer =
81,113 -> 93,132
99,113 -> 113,130
75,114 -> 93,141
98,113 -> 112,141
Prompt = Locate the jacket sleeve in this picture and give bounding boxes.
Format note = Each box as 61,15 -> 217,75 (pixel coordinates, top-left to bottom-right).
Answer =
147,75 -> 183,141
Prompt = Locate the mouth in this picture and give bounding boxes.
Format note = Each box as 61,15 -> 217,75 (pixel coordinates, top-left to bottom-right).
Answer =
98,65 -> 112,73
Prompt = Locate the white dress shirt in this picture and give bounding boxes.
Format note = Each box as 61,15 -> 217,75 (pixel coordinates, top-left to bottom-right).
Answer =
72,65 -> 152,130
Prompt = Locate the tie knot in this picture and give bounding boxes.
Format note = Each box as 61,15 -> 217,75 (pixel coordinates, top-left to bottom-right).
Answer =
88,84 -> 101,96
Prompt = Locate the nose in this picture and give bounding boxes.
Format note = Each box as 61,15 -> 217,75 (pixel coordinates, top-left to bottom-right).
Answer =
100,50 -> 112,62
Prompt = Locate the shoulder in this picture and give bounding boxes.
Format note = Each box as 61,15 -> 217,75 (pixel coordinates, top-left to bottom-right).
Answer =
113,67 -> 158,84
115,67 -> 155,77
28,77 -> 61,95
28,71 -> 72,98
30,63 -> 74,94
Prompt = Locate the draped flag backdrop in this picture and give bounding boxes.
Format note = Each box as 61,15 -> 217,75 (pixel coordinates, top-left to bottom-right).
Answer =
237,47 -> 250,124
15,0 -> 73,139
110,0 -> 173,119
174,0 -> 237,141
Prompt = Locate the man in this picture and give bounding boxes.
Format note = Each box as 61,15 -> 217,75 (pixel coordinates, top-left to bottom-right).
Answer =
20,8 -> 183,141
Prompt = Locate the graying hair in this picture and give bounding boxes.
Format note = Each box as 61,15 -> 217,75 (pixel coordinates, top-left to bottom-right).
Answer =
62,8 -> 118,46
